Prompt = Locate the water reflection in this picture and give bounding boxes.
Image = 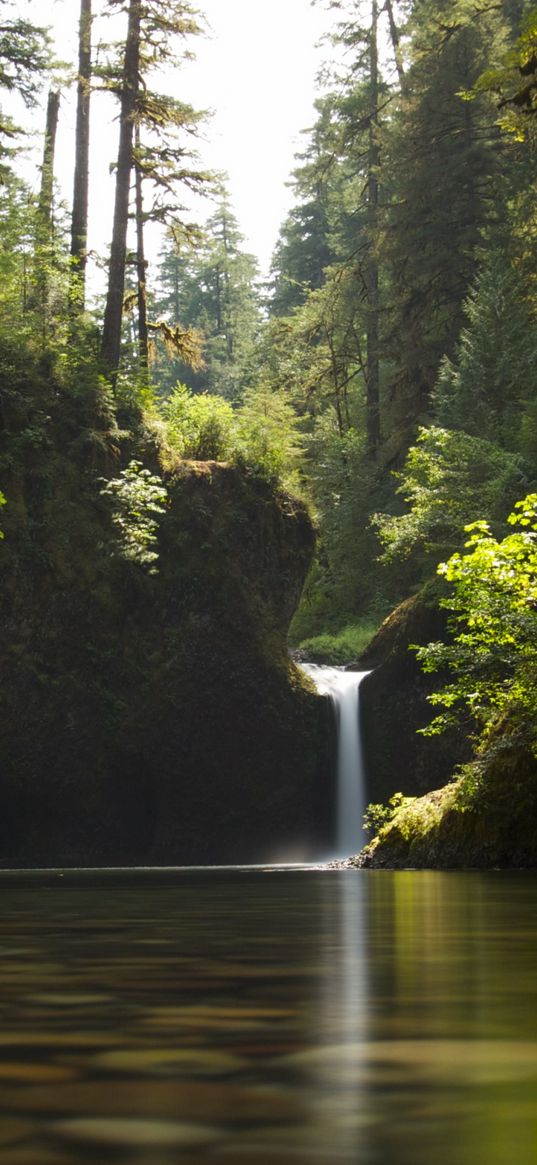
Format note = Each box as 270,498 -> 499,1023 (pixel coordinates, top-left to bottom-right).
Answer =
0,869 -> 534,1162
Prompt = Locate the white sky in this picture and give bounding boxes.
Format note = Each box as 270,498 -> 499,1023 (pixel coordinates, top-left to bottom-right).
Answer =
14,0 -> 335,279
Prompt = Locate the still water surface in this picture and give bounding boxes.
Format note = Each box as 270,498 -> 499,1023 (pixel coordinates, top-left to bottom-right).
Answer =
0,868 -> 535,1164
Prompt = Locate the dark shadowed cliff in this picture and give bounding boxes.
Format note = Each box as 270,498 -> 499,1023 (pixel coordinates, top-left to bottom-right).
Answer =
0,354 -> 331,866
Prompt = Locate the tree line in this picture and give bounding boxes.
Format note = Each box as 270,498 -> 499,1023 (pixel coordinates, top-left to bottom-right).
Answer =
3,0 -> 537,659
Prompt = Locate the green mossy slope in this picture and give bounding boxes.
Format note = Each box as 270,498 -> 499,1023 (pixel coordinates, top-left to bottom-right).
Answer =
355,724 -> 537,869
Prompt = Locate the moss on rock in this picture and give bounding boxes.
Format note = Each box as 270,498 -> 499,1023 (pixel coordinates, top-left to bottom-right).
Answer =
358,582 -> 473,806
0,360 -> 330,866
353,723 -> 537,869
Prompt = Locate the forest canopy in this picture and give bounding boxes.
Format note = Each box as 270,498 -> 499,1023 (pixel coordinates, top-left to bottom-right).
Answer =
2,0 -> 537,747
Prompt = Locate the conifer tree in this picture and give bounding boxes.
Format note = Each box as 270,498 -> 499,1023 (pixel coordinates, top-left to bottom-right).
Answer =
100,0 -> 141,381
381,0 -> 511,439
0,3 -> 50,174
432,256 -> 537,453
100,0 -> 204,383
70,0 -> 92,310
153,197 -> 260,398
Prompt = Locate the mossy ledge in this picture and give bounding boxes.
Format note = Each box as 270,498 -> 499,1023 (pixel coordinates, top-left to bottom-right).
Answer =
0,365 -> 331,866
351,721 -> 537,870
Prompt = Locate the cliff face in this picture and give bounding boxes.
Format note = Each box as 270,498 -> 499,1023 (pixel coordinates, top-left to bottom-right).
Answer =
354,588 -> 537,870
0,367 -> 328,866
358,584 -> 473,807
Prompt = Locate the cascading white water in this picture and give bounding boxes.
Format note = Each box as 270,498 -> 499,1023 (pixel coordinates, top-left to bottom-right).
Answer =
301,664 -> 370,858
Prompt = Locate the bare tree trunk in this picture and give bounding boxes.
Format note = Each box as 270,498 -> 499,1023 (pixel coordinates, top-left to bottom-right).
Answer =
366,0 -> 380,455
70,0 -> 92,310
37,89 -> 60,236
221,206 -> 233,358
134,121 -> 149,373
385,0 -> 406,92
35,88 -> 60,334
101,0 -> 141,383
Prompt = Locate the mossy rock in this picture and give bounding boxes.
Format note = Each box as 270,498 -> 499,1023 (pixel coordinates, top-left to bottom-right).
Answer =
358,582 -> 473,806
0,371 -> 332,866
355,724 -> 537,869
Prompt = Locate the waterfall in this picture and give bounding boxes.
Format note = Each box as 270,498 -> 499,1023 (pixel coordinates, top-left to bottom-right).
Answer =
302,664 -> 369,859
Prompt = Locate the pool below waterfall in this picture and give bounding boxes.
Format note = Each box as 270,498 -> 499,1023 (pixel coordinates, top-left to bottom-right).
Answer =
0,867 -> 534,1164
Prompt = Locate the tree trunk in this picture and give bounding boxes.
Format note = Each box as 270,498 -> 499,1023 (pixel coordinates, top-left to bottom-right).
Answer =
70,0 -> 92,310
134,122 -> 149,373
366,0 -> 380,456
35,88 -> 60,333
100,0 -> 141,383
385,0 -> 406,93
37,89 -> 61,236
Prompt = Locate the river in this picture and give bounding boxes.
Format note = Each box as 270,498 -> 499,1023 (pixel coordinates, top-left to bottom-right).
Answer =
0,867 -> 535,1163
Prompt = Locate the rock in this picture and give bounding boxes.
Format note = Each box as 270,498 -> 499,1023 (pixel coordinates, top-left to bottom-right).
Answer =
0,379 -> 331,865
357,582 -> 472,807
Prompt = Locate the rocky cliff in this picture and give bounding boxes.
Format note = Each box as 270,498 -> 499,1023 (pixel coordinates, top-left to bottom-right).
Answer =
358,583 -> 473,806
0,358 -> 329,866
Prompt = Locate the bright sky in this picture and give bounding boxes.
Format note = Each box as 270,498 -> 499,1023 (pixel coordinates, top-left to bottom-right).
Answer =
15,0 -> 335,278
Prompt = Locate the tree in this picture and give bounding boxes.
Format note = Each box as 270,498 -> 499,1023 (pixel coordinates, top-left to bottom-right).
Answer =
153,197 -> 261,399
365,0 -> 380,453
70,0 -> 92,310
381,0 -> 511,437
33,88 -> 63,339
373,425 -> 528,582
100,0 -> 206,384
0,4 -> 51,175
100,0 -> 141,381
431,256 -> 537,453
269,95 -> 338,317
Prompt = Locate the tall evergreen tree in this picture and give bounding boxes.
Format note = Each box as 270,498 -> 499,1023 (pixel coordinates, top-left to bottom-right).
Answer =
153,197 -> 260,398
270,96 -> 338,316
100,0 -> 141,381
100,0 -> 204,383
381,0 -> 511,441
70,0 -> 92,310
0,3 -> 50,174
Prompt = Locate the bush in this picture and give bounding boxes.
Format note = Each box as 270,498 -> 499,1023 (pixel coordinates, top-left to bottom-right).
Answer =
234,384 -> 304,484
415,493 -> 537,745
164,385 -> 237,461
294,620 -> 378,664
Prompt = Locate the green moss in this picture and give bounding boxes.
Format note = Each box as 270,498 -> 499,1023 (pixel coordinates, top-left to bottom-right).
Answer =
0,355 -> 330,867
356,723 -> 537,869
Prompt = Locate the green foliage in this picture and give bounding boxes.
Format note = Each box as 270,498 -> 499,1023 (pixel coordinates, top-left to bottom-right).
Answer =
163,384 -> 236,460
305,416 -> 384,612
160,383 -> 304,489
100,460 -> 169,572
432,257 -> 537,452
0,12 -> 51,175
0,489 -> 5,539
363,792 -> 408,837
374,426 -> 528,577
472,7 -> 537,142
414,493 -> 537,744
293,620 -> 378,665
234,385 -> 304,485
153,200 -> 261,399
